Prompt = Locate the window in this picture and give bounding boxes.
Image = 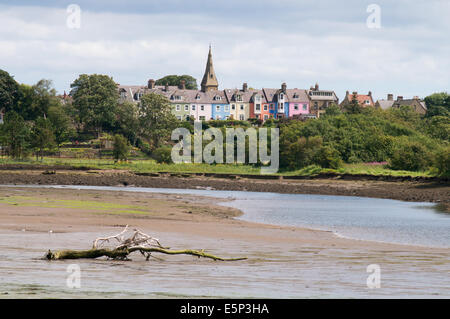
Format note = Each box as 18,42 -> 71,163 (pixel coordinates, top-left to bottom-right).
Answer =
176,116 -> 182,120
214,96 -> 221,101
270,104 -> 274,110
231,104 -> 235,110
199,116 -> 206,121
264,105 -> 268,111
294,104 -> 299,110
184,105 -> 189,111
255,95 -> 261,102
293,94 -> 299,98
120,91 -> 127,98
192,105 -> 195,111
303,104 -> 307,111
280,103 -> 284,110
256,104 -> 261,111
225,105 -> 229,111
239,114 -> 244,120
264,114 -> 269,120
185,115 -> 190,121
216,105 -> 220,111
196,95 -> 201,100
365,100 -> 370,104
240,105 -> 244,110
176,105 -> 181,111
200,105 -> 204,111
279,93 -> 284,100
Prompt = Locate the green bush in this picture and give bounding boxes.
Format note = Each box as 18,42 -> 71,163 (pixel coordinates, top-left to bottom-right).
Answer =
389,141 -> 431,171
153,146 -> 173,164
314,145 -> 342,169
113,134 -> 130,161
433,147 -> 450,177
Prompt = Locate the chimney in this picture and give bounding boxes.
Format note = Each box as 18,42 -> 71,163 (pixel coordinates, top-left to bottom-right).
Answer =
165,83 -> 169,91
352,91 -> 358,95
346,90 -> 349,96
413,95 -> 419,100
397,96 -> 403,101
179,80 -> 186,90
368,91 -> 372,96
281,82 -> 287,92
387,94 -> 393,101
315,83 -> 319,90
148,79 -> 155,89
243,82 -> 248,92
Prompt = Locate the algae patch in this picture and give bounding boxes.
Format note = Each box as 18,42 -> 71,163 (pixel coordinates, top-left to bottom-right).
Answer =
0,196 -> 154,216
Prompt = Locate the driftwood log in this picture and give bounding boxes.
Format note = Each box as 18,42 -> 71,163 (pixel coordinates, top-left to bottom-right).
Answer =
45,225 -> 246,262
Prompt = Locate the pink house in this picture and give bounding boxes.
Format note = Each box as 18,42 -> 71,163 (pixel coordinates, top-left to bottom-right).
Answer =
286,89 -> 309,117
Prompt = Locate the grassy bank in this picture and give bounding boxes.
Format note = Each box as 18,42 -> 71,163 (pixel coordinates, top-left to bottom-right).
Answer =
0,156 -> 437,178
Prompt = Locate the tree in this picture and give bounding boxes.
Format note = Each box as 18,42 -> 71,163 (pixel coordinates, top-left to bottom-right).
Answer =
343,93 -> 362,114
424,92 -> 449,117
138,92 -> 178,151
31,117 -> 56,160
155,75 -> 198,90
113,134 -> 131,162
0,69 -> 20,114
48,105 -> 74,148
70,74 -> 119,136
324,104 -> 342,116
17,80 -> 62,121
0,111 -> 31,159
116,101 -> 140,145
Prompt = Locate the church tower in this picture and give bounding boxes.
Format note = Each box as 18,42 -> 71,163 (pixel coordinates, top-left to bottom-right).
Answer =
201,45 -> 219,92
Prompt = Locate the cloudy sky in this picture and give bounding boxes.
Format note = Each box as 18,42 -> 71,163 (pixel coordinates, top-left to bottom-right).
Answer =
0,0 -> 448,101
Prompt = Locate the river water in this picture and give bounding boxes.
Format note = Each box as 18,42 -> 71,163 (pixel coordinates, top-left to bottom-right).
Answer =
0,185 -> 448,298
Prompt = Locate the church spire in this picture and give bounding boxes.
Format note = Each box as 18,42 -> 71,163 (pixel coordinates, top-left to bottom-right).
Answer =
201,45 -> 219,92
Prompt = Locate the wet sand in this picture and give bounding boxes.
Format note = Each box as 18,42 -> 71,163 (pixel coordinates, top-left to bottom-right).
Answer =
0,169 -> 448,211
0,186 -> 449,298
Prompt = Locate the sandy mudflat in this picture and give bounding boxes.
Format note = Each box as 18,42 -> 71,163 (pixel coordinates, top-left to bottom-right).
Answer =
0,186 -> 449,298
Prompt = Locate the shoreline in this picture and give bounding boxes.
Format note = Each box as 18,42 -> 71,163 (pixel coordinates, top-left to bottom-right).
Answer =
0,186 -> 449,298
0,169 -> 448,211
0,185 -> 447,253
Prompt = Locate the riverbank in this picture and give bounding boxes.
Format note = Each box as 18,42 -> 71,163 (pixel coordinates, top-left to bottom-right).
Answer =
0,186 -> 449,298
0,169 -> 448,211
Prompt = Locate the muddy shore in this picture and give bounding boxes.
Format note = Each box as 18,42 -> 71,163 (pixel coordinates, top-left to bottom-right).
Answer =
0,186 -> 449,298
0,169 -> 448,211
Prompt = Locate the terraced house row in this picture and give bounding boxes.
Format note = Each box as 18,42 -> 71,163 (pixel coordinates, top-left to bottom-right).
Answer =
118,46 -> 340,121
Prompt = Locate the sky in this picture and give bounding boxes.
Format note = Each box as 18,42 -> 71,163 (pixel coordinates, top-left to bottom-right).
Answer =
0,0 -> 449,101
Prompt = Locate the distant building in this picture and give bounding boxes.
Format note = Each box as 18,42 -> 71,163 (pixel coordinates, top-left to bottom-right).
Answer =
340,91 -> 375,109
200,45 -> 219,92
375,94 -> 395,110
307,83 -> 339,117
224,83 -> 254,121
116,48 -> 339,122
392,96 -> 427,114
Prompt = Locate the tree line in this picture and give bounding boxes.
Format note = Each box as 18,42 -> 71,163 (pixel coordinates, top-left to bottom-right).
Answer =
0,69 -> 448,176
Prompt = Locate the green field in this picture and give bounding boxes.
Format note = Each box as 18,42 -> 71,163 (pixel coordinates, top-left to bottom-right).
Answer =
0,156 -> 437,178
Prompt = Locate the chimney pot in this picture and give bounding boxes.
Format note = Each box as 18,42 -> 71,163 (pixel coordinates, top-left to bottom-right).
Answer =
368,91 -> 372,96
243,82 -> 248,92
387,94 -> 393,101
397,96 -> 403,101
148,79 -> 155,89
